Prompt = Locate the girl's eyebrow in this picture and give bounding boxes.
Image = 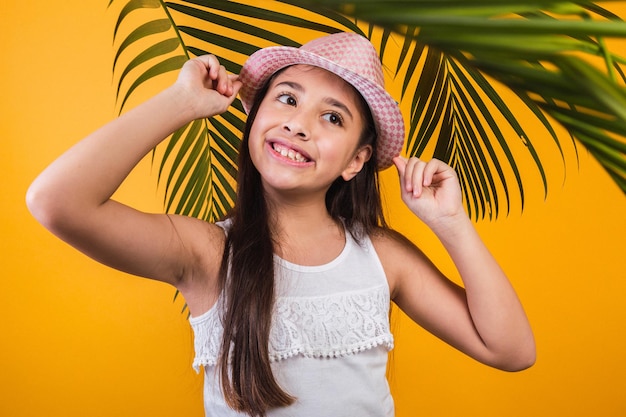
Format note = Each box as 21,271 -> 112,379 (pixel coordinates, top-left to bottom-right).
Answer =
274,80 -> 302,92
273,80 -> 354,121
323,97 -> 354,121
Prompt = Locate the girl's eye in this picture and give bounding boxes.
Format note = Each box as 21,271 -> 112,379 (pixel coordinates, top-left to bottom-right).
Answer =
277,93 -> 297,106
323,112 -> 344,126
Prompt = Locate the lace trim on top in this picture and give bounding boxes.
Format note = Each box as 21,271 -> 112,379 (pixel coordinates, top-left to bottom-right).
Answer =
190,284 -> 393,372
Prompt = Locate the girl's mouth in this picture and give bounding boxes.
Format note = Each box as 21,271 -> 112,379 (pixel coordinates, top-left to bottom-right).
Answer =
271,142 -> 311,163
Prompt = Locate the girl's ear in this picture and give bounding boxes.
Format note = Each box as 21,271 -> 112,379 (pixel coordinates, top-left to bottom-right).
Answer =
341,145 -> 373,181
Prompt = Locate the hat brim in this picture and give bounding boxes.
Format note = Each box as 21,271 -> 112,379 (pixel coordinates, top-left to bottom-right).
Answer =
238,46 -> 405,170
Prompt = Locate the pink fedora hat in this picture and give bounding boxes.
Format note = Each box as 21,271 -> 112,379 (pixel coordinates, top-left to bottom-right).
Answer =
238,32 -> 405,170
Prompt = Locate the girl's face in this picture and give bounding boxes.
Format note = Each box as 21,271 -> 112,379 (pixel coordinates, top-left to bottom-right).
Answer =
248,65 -> 372,199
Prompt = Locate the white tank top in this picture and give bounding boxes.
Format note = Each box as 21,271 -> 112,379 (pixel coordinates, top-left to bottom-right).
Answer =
189,223 -> 395,416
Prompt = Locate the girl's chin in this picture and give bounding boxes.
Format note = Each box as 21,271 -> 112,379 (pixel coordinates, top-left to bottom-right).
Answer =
261,176 -> 328,196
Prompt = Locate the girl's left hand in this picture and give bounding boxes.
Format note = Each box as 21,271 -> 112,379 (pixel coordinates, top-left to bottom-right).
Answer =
393,156 -> 464,226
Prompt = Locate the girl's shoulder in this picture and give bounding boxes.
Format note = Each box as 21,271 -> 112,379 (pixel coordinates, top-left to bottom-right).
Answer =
369,227 -> 427,268
368,227 -> 432,297
368,226 -> 420,253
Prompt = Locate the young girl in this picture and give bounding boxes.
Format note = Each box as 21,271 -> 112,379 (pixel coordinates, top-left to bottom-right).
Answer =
27,32 -> 535,417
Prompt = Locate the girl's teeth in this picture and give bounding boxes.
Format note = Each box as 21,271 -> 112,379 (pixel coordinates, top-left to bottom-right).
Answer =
274,144 -> 307,162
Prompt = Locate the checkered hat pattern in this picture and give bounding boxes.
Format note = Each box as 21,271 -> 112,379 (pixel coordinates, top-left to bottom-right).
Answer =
238,32 -> 405,170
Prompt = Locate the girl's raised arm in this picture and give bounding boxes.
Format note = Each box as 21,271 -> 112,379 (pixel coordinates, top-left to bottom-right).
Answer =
26,56 -> 241,294
384,156 -> 535,372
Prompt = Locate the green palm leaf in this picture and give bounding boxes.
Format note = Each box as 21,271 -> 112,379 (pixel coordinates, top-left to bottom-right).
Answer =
109,0 -> 365,222
298,0 -> 626,200
110,0 -> 626,222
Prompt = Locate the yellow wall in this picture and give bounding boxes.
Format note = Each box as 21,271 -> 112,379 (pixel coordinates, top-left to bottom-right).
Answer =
2,1 -> 625,416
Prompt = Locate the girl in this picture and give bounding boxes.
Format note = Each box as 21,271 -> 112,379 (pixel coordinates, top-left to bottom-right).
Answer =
27,32 -> 535,417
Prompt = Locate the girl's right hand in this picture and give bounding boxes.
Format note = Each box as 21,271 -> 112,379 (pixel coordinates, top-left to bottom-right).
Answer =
174,54 -> 242,120
26,54 -> 237,303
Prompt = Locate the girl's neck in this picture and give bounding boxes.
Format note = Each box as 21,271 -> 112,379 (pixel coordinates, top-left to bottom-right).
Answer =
271,198 -> 339,236
265,185 -> 332,230
267,194 -> 346,266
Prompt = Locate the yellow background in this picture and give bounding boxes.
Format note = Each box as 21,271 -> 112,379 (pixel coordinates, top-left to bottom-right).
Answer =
2,1 -> 625,416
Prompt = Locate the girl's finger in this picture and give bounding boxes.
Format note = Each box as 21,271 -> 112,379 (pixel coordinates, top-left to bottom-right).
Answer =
392,156 -> 408,190
422,159 -> 443,187
411,158 -> 429,197
193,54 -> 217,72
216,65 -> 230,95
403,157 -> 417,194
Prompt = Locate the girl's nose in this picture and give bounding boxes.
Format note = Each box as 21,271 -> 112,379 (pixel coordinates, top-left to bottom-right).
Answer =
282,112 -> 310,140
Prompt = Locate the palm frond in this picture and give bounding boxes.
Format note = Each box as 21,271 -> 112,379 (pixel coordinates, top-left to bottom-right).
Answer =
295,0 -> 626,208
110,0 -> 626,222
110,0 -> 370,221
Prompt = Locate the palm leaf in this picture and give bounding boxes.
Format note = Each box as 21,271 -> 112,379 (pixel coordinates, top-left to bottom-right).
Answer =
109,0 -> 366,221
297,0 -> 626,203
110,0 -> 626,222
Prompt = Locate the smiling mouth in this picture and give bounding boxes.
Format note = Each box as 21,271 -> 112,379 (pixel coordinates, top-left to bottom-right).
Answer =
271,143 -> 310,163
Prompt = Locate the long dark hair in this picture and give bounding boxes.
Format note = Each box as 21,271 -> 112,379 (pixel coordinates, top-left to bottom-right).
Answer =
217,70 -> 387,416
